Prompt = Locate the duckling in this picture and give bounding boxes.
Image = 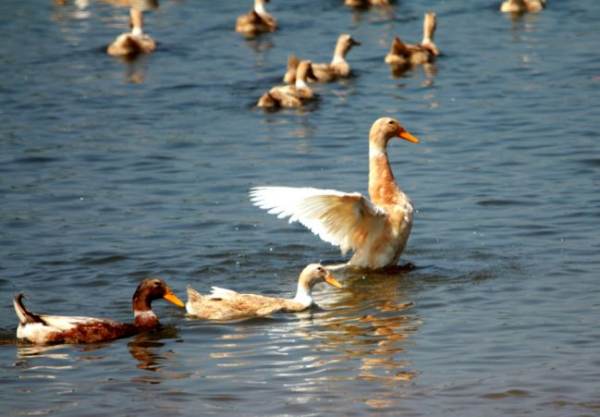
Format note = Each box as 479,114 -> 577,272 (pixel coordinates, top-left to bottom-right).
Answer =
258,60 -> 317,109
284,34 -> 360,83
107,7 -> 156,57
14,278 -> 184,345
185,264 -> 343,321
500,0 -> 545,13
385,12 -> 439,69
236,0 -> 277,37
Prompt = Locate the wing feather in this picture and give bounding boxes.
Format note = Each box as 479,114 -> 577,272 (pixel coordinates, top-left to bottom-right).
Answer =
250,186 -> 387,254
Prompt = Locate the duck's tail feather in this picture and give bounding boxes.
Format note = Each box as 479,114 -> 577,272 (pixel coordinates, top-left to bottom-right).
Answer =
13,294 -> 46,325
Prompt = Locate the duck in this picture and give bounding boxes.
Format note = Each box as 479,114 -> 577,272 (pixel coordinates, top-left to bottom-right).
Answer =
250,117 -> 419,270
283,34 -> 360,84
345,0 -> 391,8
500,0 -> 545,13
185,264 -> 343,321
257,60 -> 317,109
13,278 -> 184,345
107,7 -> 156,57
385,12 -> 439,69
236,0 -> 277,37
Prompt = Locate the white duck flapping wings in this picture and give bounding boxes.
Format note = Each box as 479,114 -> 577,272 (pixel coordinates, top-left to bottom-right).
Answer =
250,117 -> 419,270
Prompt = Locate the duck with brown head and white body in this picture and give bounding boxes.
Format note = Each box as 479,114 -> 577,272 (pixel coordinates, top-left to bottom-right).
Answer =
236,0 -> 277,37
500,0 -> 545,13
385,12 -> 439,69
284,34 -> 361,84
107,2 -> 157,57
258,60 -> 318,108
250,117 -> 419,270
185,264 -> 343,321
14,278 -> 184,345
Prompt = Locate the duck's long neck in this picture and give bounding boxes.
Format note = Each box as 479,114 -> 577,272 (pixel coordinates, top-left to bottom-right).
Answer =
369,139 -> 400,204
133,297 -> 159,328
331,42 -> 349,65
421,14 -> 436,46
295,64 -> 311,90
292,283 -> 313,308
254,0 -> 268,16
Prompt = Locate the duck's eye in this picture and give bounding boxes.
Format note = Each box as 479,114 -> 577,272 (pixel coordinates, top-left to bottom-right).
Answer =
388,120 -> 395,125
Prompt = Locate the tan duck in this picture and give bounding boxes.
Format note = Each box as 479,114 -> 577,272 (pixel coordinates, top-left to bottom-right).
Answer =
107,7 -> 156,57
345,0 -> 391,8
258,60 -> 317,109
14,278 -> 184,345
500,0 -> 545,13
185,264 -> 343,321
284,34 -> 360,83
250,117 -> 419,270
236,0 -> 277,37
385,12 -> 439,68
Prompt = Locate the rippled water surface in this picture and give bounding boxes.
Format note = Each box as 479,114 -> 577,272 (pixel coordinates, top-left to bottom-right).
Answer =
1,0 -> 600,416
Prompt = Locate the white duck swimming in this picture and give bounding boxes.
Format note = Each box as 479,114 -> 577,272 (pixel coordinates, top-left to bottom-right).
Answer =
185,264 -> 342,321
250,117 -> 419,270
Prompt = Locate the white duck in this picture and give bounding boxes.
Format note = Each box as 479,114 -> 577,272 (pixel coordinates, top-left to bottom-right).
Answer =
250,117 -> 419,270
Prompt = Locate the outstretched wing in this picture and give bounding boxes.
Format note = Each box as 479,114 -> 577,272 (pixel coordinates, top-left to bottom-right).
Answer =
250,186 -> 387,254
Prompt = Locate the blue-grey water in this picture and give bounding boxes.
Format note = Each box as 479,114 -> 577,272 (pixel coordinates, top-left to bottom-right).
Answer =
1,0 -> 600,416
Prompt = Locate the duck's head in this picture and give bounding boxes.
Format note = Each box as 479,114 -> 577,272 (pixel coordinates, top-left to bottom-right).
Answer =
369,117 -> 420,149
132,278 -> 185,314
337,33 -> 361,53
298,264 -> 343,291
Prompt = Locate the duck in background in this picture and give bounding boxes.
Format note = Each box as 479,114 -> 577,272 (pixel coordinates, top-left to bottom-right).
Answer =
500,0 -> 545,13
107,0 -> 158,57
283,34 -> 361,83
236,0 -> 277,37
345,0 -> 391,9
258,60 -> 318,109
185,264 -> 343,321
385,12 -> 439,71
250,117 -> 419,270
14,278 -> 184,345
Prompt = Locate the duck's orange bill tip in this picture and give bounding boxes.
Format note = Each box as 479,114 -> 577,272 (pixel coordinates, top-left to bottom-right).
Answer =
399,130 -> 420,144
163,292 -> 185,308
325,274 -> 343,289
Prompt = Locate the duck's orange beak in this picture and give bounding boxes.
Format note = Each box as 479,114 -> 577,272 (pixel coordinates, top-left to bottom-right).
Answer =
324,272 -> 343,289
163,290 -> 185,308
398,128 -> 420,144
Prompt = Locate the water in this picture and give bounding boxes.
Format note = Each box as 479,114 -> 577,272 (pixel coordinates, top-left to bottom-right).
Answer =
1,0 -> 600,415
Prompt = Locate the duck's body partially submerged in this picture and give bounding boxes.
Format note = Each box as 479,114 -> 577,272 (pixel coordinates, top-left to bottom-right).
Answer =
107,7 -> 156,57
186,264 -> 342,321
500,0 -> 545,13
258,60 -> 317,109
385,12 -> 439,69
250,118 -> 419,270
236,0 -> 277,37
14,279 -> 184,345
284,34 -> 360,84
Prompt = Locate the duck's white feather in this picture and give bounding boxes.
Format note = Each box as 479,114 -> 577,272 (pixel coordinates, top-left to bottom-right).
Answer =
250,186 -> 386,254
209,286 -> 239,300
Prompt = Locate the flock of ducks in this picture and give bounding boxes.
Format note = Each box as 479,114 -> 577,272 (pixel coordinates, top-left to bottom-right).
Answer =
15,0 -> 547,345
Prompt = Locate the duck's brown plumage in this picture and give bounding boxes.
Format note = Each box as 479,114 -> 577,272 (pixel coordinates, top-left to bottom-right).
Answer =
284,34 -> 360,84
385,12 -> 439,69
500,0 -> 545,13
14,278 -> 184,345
258,60 -> 317,109
236,0 -> 277,37
185,264 -> 342,321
